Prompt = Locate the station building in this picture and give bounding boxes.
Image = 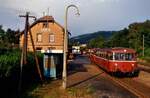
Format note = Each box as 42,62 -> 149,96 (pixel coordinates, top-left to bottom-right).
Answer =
19,16 -> 65,78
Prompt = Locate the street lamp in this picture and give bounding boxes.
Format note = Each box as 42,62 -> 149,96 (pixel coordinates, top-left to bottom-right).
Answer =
62,4 -> 80,89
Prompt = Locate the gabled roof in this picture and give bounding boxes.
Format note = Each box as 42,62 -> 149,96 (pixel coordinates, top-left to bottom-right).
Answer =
38,16 -> 54,21
29,16 -> 55,29
17,16 -> 69,36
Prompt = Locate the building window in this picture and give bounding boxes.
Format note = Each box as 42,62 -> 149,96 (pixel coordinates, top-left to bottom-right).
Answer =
43,22 -> 48,28
49,34 -> 55,43
48,47 -> 56,50
36,47 -> 42,51
37,33 -> 42,42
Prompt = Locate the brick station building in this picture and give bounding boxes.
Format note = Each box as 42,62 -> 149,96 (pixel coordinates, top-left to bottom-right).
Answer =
19,16 -> 65,78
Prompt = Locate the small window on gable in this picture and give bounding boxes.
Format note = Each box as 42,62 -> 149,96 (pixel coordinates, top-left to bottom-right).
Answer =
37,33 -> 42,42
43,22 -> 48,28
49,34 -> 55,43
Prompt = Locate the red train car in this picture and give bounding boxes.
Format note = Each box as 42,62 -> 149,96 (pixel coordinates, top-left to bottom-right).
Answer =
89,48 -> 139,76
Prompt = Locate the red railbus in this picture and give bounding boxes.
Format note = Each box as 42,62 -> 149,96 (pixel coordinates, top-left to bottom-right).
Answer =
89,48 -> 139,76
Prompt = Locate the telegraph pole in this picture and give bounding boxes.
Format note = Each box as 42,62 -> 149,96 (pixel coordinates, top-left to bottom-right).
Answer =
18,12 -> 42,95
21,12 -> 28,64
18,12 -> 30,95
19,12 -> 37,64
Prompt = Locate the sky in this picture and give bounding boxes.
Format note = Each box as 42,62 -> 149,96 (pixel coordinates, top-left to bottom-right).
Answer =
0,0 -> 150,36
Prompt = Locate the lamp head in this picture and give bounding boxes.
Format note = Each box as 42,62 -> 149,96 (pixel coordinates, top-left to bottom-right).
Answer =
76,12 -> 80,16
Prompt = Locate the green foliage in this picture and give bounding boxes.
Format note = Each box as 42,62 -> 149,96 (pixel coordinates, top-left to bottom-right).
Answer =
108,20 -> 150,54
86,20 -> 150,60
88,35 -> 105,48
0,25 -> 19,49
0,49 -> 43,78
70,31 -> 113,44
5,28 -> 19,44
0,25 -> 5,41
108,28 -> 129,48
141,48 -> 150,62
0,50 -> 21,77
145,48 -> 150,57
0,49 -> 44,97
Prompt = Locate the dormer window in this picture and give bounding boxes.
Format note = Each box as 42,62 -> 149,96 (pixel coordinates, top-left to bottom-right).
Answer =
43,22 -> 48,28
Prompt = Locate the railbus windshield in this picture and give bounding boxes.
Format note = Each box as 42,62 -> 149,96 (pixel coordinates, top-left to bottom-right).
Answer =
114,53 -> 135,61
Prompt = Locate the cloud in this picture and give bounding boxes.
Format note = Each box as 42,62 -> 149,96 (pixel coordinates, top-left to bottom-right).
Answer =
0,0 -> 150,36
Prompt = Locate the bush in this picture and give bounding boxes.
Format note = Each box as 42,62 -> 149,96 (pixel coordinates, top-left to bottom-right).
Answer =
0,49 -> 43,98
0,49 -> 43,78
138,48 -> 150,63
145,48 -> 150,57
0,50 -> 20,77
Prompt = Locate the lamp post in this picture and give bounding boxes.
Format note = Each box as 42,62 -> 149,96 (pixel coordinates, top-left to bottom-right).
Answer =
62,4 -> 80,89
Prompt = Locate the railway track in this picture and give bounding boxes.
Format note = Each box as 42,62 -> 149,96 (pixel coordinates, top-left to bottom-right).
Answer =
95,65 -> 150,98
72,56 -> 150,98
138,64 -> 150,73
139,67 -> 150,73
105,75 -> 149,98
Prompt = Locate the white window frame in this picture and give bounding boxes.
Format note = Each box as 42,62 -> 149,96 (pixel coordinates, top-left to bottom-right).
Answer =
49,34 -> 55,43
37,33 -> 42,42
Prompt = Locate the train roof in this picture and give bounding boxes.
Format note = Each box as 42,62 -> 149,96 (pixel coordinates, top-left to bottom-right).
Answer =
110,48 -> 136,53
95,47 -> 136,53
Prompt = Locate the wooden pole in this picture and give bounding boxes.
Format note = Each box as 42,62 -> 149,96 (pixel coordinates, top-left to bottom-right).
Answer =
23,12 -> 29,64
28,25 -> 43,81
18,34 -> 25,96
18,12 -> 29,96
19,12 -> 43,82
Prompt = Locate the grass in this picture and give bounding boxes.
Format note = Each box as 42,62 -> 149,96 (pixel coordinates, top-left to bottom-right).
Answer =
86,84 -> 96,94
67,84 -> 96,98
22,80 -> 96,98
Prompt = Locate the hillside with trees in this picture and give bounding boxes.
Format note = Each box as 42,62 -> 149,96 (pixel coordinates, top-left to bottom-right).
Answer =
70,31 -> 114,45
108,20 -> 150,56
86,20 -> 150,61
70,20 -> 150,60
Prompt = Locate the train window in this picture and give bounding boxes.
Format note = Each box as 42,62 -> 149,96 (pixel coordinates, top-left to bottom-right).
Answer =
114,53 -> 134,61
108,53 -> 113,60
125,53 -> 134,61
106,54 -> 108,59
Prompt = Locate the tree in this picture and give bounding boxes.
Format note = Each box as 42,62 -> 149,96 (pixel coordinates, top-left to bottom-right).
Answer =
0,25 -> 19,48
88,35 -> 105,48
108,20 -> 150,57
5,29 -> 19,44
108,28 -> 129,48
0,25 -> 5,43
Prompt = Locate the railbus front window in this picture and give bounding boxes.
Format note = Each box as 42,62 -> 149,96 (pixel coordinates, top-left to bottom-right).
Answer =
114,53 -> 134,61
108,53 -> 113,60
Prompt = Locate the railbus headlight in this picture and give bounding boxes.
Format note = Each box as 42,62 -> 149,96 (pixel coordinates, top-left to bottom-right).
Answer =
132,64 -> 134,67
115,63 -> 118,66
